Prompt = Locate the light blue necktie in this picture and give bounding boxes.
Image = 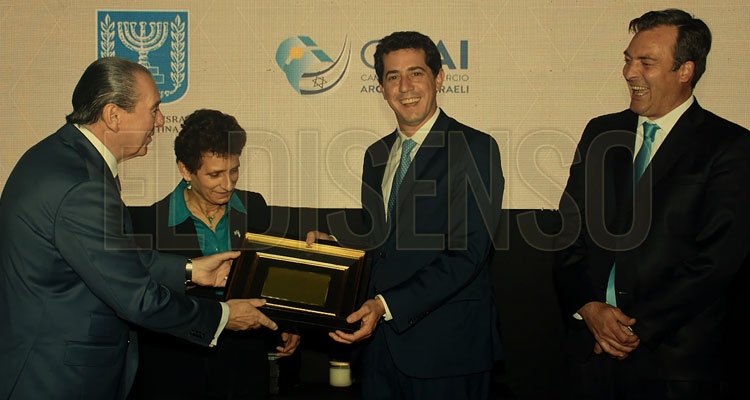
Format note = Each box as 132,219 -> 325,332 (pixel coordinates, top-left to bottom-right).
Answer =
606,121 -> 659,306
387,139 -> 416,220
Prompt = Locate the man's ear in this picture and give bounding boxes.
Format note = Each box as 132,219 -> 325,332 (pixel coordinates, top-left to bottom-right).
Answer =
435,68 -> 445,92
101,103 -> 120,132
678,61 -> 695,84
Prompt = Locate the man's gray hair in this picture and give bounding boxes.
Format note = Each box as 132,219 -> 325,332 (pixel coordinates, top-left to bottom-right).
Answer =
65,57 -> 151,125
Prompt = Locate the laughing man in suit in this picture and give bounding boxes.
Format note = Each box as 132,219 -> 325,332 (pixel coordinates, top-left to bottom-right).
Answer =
555,9 -> 750,399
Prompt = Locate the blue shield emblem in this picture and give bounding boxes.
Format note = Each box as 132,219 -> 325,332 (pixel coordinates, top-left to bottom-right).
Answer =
97,11 -> 188,103
276,36 -> 351,95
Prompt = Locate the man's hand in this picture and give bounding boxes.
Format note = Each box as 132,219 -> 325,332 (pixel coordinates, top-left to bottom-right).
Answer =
276,332 -> 301,357
305,231 -> 335,246
329,298 -> 384,344
191,251 -> 240,287
226,298 -> 278,331
578,301 -> 639,359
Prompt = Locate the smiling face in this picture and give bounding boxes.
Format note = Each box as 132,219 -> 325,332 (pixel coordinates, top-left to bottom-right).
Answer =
115,71 -> 164,160
623,25 -> 694,120
179,152 -> 240,207
379,48 -> 444,136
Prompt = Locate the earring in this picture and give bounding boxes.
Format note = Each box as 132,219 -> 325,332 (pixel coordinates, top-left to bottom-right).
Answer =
186,181 -> 192,190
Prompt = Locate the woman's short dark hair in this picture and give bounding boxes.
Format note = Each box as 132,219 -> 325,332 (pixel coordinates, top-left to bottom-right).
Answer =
66,57 -> 150,125
174,109 -> 247,173
374,31 -> 442,84
629,9 -> 712,88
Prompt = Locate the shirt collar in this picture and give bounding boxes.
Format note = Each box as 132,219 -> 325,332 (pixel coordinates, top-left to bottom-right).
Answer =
168,179 -> 247,227
396,107 -> 442,145
637,95 -> 694,135
75,124 -> 118,177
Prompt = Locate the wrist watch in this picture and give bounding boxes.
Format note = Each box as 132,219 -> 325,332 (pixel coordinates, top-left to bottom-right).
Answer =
185,259 -> 193,285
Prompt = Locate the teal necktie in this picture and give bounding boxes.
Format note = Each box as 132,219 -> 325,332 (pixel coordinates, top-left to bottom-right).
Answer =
387,139 -> 416,220
606,122 -> 659,306
633,122 -> 659,185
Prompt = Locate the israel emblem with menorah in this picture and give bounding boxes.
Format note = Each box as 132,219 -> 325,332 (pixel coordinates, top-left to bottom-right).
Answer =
97,11 -> 188,103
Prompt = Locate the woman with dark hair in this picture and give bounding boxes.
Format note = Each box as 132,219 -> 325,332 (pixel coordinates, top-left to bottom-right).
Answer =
129,109 -> 300,400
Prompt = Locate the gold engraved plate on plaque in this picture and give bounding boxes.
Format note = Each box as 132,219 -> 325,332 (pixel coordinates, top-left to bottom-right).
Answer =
261,266 -> 331,307
228,232 -> 367,332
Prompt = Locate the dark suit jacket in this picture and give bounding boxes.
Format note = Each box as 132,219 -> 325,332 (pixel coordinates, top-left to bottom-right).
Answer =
336,110 -> 504,378
0,124 -> 222,399
556,101 -> 750,381
127,189 -> 271,398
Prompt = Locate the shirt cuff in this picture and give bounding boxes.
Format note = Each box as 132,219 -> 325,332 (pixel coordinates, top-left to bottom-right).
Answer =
573,312 -> 583,320
210,302 -> 230,347
376,294 -> 393,321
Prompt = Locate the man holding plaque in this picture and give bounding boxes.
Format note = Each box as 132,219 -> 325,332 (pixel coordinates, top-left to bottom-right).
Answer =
310,31 -> 504,399
0,57 -> 277,400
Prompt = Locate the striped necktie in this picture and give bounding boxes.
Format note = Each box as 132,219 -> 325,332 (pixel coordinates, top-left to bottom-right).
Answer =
387,139 -> 416,220
633,121 -> 659,185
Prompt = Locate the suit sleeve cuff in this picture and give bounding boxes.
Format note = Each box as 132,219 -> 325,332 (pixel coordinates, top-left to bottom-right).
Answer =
210,302 -> 230,347
376,294 -> 393,321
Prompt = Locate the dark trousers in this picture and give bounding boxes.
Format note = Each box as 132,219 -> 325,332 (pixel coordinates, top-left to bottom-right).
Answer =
564,353 -> 720,400
361,327 -> 491,400
129,330 -> 269,400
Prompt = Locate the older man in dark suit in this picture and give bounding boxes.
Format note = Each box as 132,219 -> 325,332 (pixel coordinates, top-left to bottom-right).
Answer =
556,9 -> 750,400
0,57 -> 277,400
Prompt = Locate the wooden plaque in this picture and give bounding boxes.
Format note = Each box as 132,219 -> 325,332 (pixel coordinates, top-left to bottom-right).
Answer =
225,233 -> 368,332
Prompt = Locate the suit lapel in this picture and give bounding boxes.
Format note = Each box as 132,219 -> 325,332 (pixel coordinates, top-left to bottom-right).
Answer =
612,111 -> 639,215
393,111 -> 450,217
150,198 -> 200,253
615,102 -> 704,248
373,132 -> 397,194
411,112 -> 449,180
59,124 -> 131,235
368,131 -> 397,238
58,124 -> 120,191
228,207 -> 248,250
643,101 -> 704,187
624,102 -> 704,226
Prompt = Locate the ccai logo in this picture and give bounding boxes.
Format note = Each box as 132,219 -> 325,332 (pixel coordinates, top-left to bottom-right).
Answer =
359,39 -> 470,94
97,11 -> 188,103
276,36 -> 351,95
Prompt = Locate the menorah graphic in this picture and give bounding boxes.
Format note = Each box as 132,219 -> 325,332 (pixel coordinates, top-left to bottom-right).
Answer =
117,21 -> 170,84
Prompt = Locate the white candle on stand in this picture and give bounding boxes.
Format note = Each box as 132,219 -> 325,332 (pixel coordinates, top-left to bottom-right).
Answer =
329,361 -> 352,387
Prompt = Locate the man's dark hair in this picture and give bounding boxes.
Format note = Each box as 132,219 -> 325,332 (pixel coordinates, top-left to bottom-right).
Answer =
174,109 -> 247,173
66,57 -> 150,125
374,31 -> 442,84
629,8 -> 712,88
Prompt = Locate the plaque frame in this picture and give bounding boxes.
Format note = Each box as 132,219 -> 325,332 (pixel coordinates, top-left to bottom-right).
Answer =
225,233 -> 369,332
